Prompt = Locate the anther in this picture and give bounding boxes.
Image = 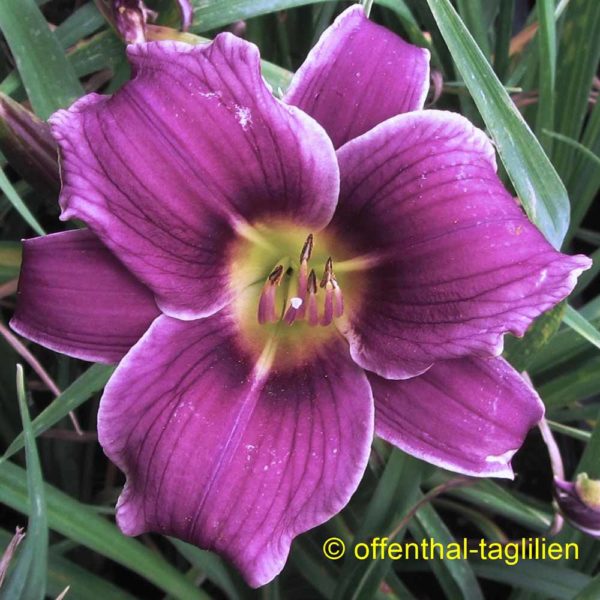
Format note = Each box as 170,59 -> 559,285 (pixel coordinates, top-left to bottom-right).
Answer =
297,234 -> 314,319
320,257 -> 333,288
300,233 -> 314,264
319,258 -> 344,325
258,265 -> 283,324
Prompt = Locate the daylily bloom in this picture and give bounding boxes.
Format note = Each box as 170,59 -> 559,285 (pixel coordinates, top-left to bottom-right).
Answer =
97,0 -> 192,44
11,6 -> 591,587
554,474 -> 600,537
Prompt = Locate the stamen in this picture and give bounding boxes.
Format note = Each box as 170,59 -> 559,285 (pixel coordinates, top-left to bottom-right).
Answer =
320,257 -> 333,288
319,258 -> 344,325
321,285 -> 334,326
257,265 -> 283,324
307,269 -> 319,326
333,285 -> 344,318
297,234 -> 313,318
283,297 -> 303,325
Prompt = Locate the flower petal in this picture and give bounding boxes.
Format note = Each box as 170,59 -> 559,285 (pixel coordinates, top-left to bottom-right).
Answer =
369,356 -> 544,478
284,5 -> 430,148
50,36 -> 339,320
10,230 -> 159,363
334,110 -> 591,379
98,313 -> 373,587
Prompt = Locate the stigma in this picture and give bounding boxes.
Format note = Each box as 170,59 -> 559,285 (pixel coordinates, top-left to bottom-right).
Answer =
256,234 -> 345,327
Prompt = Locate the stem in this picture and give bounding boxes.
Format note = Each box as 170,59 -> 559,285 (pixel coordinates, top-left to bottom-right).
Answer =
361,0 -> 374,18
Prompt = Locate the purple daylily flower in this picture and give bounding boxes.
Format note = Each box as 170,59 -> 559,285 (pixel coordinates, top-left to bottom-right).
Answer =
11,6 -> 591,587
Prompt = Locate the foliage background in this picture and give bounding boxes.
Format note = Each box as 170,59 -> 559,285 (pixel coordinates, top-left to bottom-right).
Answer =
0,0 -> 599,598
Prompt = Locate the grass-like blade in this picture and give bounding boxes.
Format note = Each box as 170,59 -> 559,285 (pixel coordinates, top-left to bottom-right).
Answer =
410,500 -> 484,600
473,561 -> 589,598
0,528 -> 137,600
333,451 -> 424,600
2,364 -> 114,461
0,0 -> 84,119
553,0 -> 600,182
170,538 -> 246,600
426,0 -> 570,250
535,0 -> 557,153
0,365 -> 48,600
563,305 -> 600,352
0,460 -> 210,600
0,168 -> 45,236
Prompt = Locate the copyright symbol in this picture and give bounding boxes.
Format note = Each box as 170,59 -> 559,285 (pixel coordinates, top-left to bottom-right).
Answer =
323,537 -> 345,560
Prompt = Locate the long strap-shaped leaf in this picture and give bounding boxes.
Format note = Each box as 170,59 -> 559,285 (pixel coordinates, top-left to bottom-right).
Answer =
0,460 -> 209,600
426,0 -> 570,250
0,0 -> 84,119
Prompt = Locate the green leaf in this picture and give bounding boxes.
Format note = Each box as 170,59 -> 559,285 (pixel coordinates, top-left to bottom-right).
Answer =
563,305 -> 600,352
333,451 -> 424,600
426,0 -> 570,249
503,302 -> 566,371
0,365 -> 48,600
2,364 -> 114,462
169,539 -> 245,600
473,561 -> 589,599
539,355 -> 600,409
535,0 -> 557,153
0,0 -> 84,119
0,167 -> 45,235
191,0 -> 326,32
410,500 -> 484,600
0,460 -> 209,600
456,0 -> 491,58
553,0 -> 600,182
492,0 -> 514,81
566,84 -> 600,242
0,529 -> 137,600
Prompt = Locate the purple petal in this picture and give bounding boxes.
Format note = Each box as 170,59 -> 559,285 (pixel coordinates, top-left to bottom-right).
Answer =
10,230 -> 159,363
50,37 -> 339,321
98,312 -> 373,587
333,110 -> 591,379
285,5 -> 430,148
369,356 -> 544,478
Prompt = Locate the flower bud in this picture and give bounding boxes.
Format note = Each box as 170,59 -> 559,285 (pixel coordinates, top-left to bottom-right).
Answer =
554,474 -> 600,538
0,93 -> 59,195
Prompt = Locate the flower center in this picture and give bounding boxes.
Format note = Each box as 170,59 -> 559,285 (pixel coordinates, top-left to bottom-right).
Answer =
257,234 -> 345,327
228,220 -> 364,368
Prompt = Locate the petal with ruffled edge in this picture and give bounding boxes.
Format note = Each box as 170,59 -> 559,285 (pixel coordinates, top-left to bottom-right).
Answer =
10,229 -> 159,363
369,356 -> 544,478
98,312 -> 373,587
333,110 -> 591,379
50,36 -> 339,321
284,5 -> 430,148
